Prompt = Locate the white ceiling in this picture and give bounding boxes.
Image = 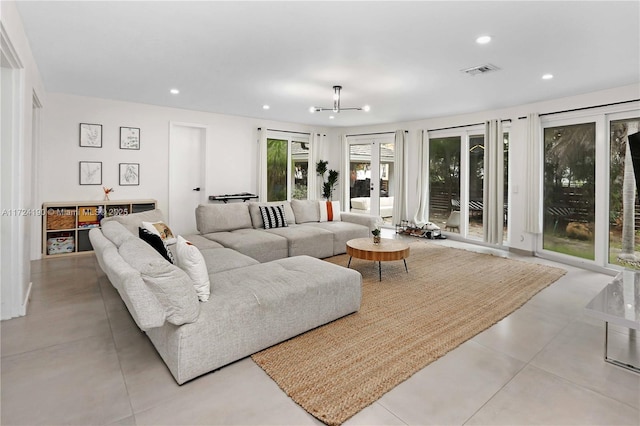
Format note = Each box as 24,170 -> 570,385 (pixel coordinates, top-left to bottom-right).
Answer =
15,1 -> 640,128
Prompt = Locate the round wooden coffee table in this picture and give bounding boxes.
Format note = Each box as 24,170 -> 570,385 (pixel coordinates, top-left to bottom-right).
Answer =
346,238 -> 410,281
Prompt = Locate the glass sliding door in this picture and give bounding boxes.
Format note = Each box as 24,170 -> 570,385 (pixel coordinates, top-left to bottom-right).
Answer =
503,133 -> 509,243
609,117 -> 640,269
348,138 -> 394,223
468,135 -> 484,240
429,136 -> 461,232
543,122 -> 596,260
428,128 -> 508,243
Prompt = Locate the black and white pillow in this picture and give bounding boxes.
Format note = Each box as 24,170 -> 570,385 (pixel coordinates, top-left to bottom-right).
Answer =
259,205 -> 288,229
139,227 -> 175,263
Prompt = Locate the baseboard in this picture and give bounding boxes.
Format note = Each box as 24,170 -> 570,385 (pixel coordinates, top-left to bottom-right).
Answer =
20,281 -> 32,316
508,247 -> 534,257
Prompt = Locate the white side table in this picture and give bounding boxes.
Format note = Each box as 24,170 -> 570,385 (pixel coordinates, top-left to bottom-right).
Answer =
585,270 -> 640,374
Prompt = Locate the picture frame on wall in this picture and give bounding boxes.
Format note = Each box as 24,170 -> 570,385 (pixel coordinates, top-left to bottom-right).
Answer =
79,123 -> 102,148
120,127 -> 140,150
119,163 -> 139,186
79,161 -> 102,185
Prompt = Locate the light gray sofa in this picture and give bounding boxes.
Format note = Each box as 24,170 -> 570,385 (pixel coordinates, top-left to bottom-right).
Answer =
91,208 -> 363,384
195,200 -> 377,263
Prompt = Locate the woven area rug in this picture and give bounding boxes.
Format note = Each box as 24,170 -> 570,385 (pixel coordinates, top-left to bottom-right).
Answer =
252,241 -> 566,425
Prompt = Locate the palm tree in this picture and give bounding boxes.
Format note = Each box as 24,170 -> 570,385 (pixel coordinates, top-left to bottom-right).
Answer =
611,121 -> 639,264
267,139 -> 287,201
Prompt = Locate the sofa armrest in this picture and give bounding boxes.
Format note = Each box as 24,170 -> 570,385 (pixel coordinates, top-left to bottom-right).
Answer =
341,212 -> 381,230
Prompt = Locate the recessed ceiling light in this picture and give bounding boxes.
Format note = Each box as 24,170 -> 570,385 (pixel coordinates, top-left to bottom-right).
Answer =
329,115 -> 335,120
542,73 -> 554,80
362,105 -> 371,112
476,35 -> 491,44
262,105 -> 270,110
170,88 -> 180,95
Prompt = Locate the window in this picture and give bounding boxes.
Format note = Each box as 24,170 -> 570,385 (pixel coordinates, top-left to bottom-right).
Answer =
543,122 -> 596,260
264,132 -> 310,202
429,136 -> 461,230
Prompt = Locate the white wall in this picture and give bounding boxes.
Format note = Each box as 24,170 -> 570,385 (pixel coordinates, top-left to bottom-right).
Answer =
334,83 -> 640,253
1,0 -> 47,319
40,93 -> 330,246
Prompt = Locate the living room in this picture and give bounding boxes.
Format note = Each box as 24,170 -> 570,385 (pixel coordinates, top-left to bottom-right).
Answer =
2,1 -> 639,425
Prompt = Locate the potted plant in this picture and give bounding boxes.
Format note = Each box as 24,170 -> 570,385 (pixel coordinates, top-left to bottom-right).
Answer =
316,160 -> 339,200
371,227 -> 381,244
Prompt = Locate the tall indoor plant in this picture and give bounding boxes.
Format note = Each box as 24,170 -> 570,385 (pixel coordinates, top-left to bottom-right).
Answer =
316,160 -> 339,200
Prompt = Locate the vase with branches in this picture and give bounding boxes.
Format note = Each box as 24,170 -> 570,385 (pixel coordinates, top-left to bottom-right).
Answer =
316,160 -> 339,200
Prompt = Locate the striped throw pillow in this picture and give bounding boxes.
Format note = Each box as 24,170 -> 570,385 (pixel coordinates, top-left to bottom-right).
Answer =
259,205 -> 288,229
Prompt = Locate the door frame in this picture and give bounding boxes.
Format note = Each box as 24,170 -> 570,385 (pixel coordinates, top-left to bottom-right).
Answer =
345,134 -> 394,222
168,122 -> 208,230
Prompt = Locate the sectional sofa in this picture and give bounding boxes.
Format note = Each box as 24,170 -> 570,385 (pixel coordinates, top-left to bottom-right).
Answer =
194,199 -> 377,262
90,201 -> 373,384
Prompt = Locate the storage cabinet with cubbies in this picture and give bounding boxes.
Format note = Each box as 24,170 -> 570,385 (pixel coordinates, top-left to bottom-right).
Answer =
42,199 -> 156,257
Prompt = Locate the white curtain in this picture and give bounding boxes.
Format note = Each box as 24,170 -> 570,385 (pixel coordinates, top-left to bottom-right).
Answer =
413,129 -> 430,227
392,130 -> 408,225
341,134 -> 348,208
257,128 -> 268,201
307,132 -> 323,200
483,120 -> 504,244
525,113 -> 542,234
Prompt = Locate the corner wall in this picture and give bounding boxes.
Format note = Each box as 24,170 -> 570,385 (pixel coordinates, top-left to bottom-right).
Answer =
1,0 -> 46,319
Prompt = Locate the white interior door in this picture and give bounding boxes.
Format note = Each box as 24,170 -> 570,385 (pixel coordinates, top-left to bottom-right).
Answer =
169,123 -> 206,235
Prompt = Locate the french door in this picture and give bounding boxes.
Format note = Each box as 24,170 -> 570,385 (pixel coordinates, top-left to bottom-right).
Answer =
347,136 -> 395,224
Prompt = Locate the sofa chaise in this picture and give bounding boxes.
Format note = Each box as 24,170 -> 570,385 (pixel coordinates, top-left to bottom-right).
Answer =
90,204 -> 366,384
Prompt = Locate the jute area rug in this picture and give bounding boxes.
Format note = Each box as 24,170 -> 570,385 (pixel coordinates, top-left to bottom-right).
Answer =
252,241 -> 566,425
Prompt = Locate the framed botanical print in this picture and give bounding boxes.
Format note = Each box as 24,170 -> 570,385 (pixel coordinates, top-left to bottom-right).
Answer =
79,161 -> 102,185
79,123 -> 102,148
119,163 -> 139,186
120,127 -> 140,150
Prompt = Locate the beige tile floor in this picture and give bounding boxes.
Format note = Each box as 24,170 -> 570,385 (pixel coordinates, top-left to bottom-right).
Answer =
1,236 -> 639,425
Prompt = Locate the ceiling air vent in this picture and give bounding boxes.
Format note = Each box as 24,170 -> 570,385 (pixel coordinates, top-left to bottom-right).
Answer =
461,63 -> 501,76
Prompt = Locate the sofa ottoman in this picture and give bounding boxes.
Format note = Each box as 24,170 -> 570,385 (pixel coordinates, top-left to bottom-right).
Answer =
201,229 -> 289,263
266,225 -> 334,258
